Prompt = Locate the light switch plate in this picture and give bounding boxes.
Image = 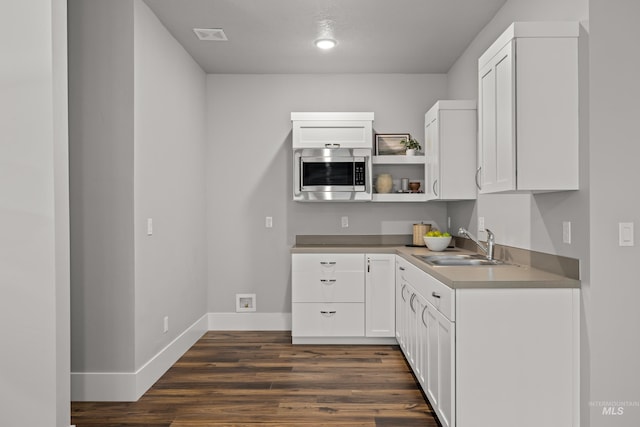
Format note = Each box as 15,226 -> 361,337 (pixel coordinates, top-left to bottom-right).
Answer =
265,216 -> 273,228
562,221 -> 571,244
619,222 -> 634,246
147,218 -> 153,236
341,216 -> 349,228
478,216 -> 485,232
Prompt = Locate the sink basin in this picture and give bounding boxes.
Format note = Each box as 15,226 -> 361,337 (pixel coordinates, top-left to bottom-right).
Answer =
413,254 -> 506,266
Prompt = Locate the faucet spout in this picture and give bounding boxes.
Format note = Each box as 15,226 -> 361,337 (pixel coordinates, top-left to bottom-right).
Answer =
458,227 -> 495,260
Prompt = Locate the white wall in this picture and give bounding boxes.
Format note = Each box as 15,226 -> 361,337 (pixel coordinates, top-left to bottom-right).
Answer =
589,1 -> 640,425
133,0 -> 208,368
0,0 -> 70,425
52,0 -> 71,423
206,74 -> 449,314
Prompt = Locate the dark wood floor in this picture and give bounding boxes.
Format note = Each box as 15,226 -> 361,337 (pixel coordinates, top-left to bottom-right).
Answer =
72,331 -> 440,426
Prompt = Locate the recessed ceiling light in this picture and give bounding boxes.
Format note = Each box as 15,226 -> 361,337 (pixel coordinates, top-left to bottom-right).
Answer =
315,39 -> 337,50
193,28 -> 228,41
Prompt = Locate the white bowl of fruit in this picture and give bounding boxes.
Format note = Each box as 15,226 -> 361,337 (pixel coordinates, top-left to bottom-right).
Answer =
423,230 -> 452,251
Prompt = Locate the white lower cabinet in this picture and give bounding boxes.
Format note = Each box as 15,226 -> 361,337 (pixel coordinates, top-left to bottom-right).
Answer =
397,257 -> 455,427
455,288 -> 579,427
365,253 -> 396,337
292,253 -> 395,343
395,256 -> 579,427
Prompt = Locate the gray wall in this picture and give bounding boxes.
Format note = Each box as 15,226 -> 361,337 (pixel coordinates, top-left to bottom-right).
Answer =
69,0 -> 136,373
589,1 -> 640,425
133,0 -> 208,368
69,0 -> 208,376
446,0 -> 640,425
206,74 -> 449,313
0,0 -> 70,425
446,0 -> 592,423
446,0 -> 589,258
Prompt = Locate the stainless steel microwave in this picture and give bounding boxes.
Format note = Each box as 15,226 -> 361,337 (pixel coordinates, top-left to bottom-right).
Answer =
293,148 -> 372,201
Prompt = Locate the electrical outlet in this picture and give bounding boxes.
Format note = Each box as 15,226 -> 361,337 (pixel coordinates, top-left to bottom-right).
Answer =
562,221 -> 571,244
265,216 -> 273,228
478,216 -> 485,232
163,316 -> 169,333
341,216 -> 349,228
147,218 -> 153,236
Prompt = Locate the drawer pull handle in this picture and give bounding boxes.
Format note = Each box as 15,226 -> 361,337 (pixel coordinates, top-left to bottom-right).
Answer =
401,284 -> 407,301
399,266 -> 406,271
320,310 -> 337,316
432,292 -> 441,299
475,167 -> 482,190
320,279 -> 336,285
410,294 -> 416,313
325,143 -> 340,149
320,261 -> 336,265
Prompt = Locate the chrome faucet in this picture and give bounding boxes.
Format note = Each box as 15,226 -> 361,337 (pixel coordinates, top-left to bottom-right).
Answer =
458,227 -> 495,260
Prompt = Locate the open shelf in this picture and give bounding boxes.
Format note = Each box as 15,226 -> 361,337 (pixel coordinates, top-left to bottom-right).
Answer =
372,155 -> 426,165
372,192 -> 428,202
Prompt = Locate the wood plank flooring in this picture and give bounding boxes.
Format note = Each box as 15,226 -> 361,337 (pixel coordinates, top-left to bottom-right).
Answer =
71,331 -> 440,426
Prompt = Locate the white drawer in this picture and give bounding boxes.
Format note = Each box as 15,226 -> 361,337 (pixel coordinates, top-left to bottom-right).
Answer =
292,253 -> 364,274
292,271 -> 364,303
292,303 -> 365,337
397,257 -> 426,289
423,273 -> 455,321
398,256 -> 455,321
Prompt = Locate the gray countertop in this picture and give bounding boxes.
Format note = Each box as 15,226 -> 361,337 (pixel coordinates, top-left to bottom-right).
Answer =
291,243 -> 580,290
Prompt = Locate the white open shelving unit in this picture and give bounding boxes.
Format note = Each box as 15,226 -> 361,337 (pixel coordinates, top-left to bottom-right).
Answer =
372,155 -> 427,202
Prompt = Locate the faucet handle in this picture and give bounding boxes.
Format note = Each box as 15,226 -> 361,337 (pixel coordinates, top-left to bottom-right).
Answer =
485,228 -> 495,242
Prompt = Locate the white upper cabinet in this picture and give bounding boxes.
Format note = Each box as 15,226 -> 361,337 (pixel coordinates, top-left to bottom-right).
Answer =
291,112 -> 374,148
424,100 -> 477,201
477,22 -> 580,193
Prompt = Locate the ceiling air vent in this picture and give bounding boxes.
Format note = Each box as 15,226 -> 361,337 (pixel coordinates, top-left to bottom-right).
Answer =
193,28 -> 228,41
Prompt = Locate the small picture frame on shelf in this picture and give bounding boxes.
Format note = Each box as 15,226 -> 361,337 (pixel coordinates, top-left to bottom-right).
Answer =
375,134 -> 411,155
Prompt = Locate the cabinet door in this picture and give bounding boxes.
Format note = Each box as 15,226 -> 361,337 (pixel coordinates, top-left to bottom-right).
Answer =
418,300 -> 429,391
424,113 -> 439,200
365,254 -> 395,337
478,40 -> 516,193
425,301 -> 456,427
292,120 -> 372,148
425,302 -> 439,408
435,307 -> 455,427
413,293 -> 427,389
395,262 -> 408,350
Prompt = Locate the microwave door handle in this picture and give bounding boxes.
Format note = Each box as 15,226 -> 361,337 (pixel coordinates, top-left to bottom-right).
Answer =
293,151 -> 302,196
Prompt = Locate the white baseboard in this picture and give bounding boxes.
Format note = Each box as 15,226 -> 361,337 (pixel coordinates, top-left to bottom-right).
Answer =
71,313 -> 208,402
292,336 -> 397,345
70,312 -> 291,402
208,312 -> 291,331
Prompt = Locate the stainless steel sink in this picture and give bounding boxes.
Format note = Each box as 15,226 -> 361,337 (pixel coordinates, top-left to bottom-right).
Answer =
413,254 -> 506,266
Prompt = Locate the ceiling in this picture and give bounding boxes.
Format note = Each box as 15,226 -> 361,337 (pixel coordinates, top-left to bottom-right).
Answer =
144,0 -> 507,74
